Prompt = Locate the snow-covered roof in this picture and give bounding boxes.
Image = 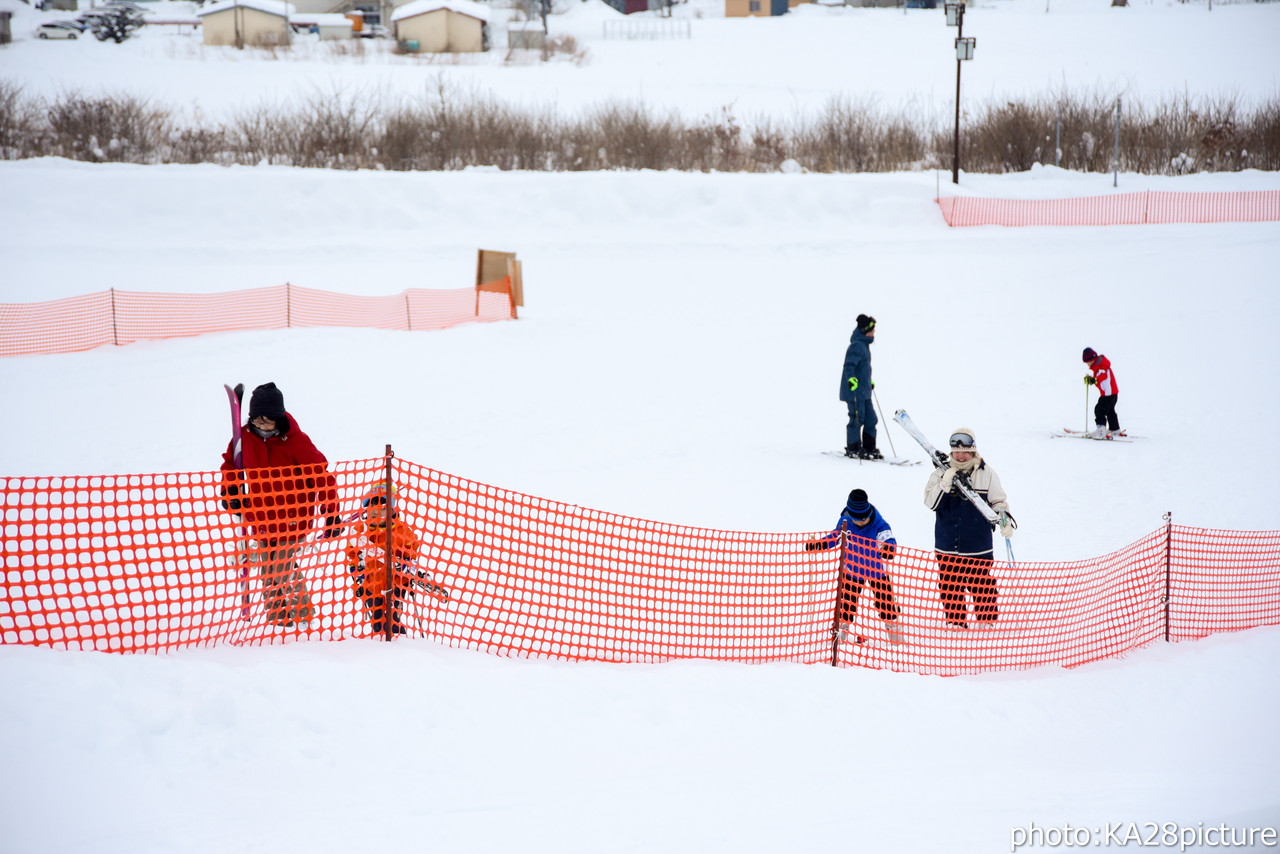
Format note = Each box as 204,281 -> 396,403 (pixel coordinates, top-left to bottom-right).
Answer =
196,0 -> 296,19
289,12 -> 354,26
391,0 -> 491,23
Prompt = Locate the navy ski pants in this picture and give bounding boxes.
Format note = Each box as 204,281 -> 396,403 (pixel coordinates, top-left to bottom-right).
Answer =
845,398 -> 878,450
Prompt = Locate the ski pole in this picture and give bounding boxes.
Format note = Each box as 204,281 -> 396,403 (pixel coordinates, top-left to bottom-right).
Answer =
1084,379 -> 1090,434
1005,537 -> 1016,564
873,390 -> 897,458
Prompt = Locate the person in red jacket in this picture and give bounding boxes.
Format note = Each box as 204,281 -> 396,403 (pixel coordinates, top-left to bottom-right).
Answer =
1082,347 -> 1122,438
221,382 -> 339,627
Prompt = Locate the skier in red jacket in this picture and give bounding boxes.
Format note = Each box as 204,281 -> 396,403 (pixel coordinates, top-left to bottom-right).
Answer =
220,382 -> 339,627
1082,347 -> 1122,438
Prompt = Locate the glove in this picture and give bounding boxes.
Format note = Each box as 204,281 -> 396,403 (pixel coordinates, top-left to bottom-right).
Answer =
1083,375 -> 1095,386
939,467 -> 957,491
999,510 -> 1018,539
847,377 -> 859,392
219,484 -> 243,513
321,514 -> 343,538
880,543 -> 896,562
805,541 -> 821,552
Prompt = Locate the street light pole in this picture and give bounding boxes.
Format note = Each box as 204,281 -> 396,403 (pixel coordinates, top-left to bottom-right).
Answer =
945,3 -> 974,185
953,25 -> 962,185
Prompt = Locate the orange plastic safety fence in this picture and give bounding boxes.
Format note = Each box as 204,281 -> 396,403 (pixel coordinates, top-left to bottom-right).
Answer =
1167,526 -> 1280,641
398,458 -> 833,663
0,281 -> 516,358
0,460 -> 389,651
3,460 -> 1278,674
937,190 -> 1280,228
831,534 -> 1170,674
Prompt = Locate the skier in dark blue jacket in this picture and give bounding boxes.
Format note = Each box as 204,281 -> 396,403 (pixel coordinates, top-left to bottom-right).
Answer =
840,314 -> 881,459
807,488 -> 903,644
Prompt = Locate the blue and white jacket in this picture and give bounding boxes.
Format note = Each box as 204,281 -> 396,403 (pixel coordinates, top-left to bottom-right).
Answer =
814,505 -> 897,581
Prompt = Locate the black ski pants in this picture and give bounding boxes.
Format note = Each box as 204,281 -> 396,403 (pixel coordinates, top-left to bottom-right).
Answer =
1094,394 -> 1120,431
839,573 -> 900,623
936,551 -> 997,627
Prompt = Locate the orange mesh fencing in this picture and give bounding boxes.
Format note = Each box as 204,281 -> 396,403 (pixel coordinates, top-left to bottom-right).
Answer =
936,190 -> 1280,228
3,457 -> 1278,673
1167,526 -> 1280,641
0,281 -> 517,358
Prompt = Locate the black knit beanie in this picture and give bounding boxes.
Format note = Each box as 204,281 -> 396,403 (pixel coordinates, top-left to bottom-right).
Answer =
857,314 -> 877,334
248,382 -> 286,420
846,489 -> 871,518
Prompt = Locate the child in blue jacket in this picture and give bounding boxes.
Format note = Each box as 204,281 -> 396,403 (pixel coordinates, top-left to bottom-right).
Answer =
807,488 -> 903,644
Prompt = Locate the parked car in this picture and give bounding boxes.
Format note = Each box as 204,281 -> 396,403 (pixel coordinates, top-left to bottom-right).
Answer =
74,10 -> 116,26
36,21 -> 81,38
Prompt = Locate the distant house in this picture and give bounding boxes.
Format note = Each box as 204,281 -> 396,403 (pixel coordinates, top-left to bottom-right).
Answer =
725,0 -> 789,15
391,0 -> 490,53
290,11 -> 355,39
600,0 -> 659,13
196,0 -> 294,47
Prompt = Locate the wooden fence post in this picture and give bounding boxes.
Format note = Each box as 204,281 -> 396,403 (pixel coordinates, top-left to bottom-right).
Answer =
383,444 -> 396,642
1163,511 -> 1173,642
829,531 -> 847,667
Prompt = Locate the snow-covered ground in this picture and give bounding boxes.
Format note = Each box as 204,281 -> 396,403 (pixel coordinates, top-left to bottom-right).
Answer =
4,162 -> 1278,556
1,0 -> 1278,122
1,0 -> 1279,851
4,629 -> 1279,854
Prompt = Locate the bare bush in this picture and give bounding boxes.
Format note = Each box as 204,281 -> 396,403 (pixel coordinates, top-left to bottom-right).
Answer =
543,34 -> 590,66
227,107 -> 289,165
792,98 -> 929,173
46,93 -> 170,163
586,102 -> 683,171
1241,100 -> 1280,172
168,126 -> 232,164
0,82 -> 46,160
287,93 -> 380,168
1,86 -> 1275,175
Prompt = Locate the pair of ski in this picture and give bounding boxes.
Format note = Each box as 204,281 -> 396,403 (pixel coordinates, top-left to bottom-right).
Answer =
822,450 -> 920,467
224,384 -> 252,618
403,568 -> 452,603
222,383 -> 452,622
348,527 -> 452,604
1051,427 -> 1140,443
